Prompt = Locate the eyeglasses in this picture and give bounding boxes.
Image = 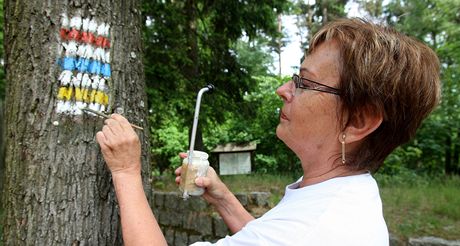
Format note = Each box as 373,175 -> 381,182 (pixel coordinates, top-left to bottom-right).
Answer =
292,74 -> 341,96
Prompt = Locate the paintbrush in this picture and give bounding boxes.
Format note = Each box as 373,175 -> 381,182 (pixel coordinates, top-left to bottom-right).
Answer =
81,107 -> 144,130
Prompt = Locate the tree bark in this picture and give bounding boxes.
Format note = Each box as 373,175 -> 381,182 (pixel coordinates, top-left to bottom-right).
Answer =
0,99 -> 4,207
322,2 -> 328,24
277,14 -> 282,77
184,0 -> 205,152
1,0 -> 150,245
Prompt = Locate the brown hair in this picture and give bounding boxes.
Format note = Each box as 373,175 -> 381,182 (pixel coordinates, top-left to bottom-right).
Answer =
309,18 -> 441,172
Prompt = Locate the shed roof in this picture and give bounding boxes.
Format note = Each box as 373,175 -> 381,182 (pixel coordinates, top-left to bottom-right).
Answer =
211,141 -> 257,153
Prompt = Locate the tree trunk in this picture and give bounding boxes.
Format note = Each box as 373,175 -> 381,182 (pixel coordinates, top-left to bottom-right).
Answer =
185,0 -> 199,81
189,126 -> 204,152
0,99 -> 4,208
2,0 -> 150,245
322,3 -> 328,24
445,136 -> 453,174
184,0 -> 205,152
277,14 -> 282,77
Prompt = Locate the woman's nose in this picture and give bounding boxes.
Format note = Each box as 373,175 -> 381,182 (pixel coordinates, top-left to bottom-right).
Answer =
276,81 -> 294,103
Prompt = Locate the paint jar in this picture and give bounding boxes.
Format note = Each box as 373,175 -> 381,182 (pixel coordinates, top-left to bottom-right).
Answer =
179,150 -> 209,199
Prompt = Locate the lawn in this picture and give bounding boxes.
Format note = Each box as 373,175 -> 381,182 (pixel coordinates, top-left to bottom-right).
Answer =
376,173 -> 460,240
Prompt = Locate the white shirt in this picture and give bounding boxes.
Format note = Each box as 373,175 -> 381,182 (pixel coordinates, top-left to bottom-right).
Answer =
192,173 -> 389,246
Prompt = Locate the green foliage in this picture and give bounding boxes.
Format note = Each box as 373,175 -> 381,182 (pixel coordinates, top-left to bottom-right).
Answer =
143,0 -> 290,172
142,0 -> 460,176
382,0 -> 460,174
234,38 -> 276,77
254,154 -> 279,174
204,75 -> 301,174
244,76 -> 300,174
383,146 -> 423,174
149,114 -> 188,171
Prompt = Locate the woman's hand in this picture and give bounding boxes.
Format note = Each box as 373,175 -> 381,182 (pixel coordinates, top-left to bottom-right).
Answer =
96,114 -> 141,176
97,114 -> 167,246
175,153 -> 232,206
175,152 -> 255,233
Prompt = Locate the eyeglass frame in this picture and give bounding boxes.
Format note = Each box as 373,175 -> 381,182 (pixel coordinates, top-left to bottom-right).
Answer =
292,74 -> 342,96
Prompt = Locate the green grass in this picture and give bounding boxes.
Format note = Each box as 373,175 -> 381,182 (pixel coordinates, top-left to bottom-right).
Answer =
375,173 -> 460,240
154,171 -> 460,241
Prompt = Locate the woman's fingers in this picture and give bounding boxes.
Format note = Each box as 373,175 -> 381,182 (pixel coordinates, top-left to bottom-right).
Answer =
175,166 -> 182,175
195,176 -> 211,188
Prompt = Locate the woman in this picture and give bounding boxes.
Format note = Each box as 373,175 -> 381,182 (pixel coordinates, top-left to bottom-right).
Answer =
96,18 -> 440,245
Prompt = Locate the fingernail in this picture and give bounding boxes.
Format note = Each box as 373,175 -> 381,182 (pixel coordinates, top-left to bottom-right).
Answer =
195,178 -> 203,186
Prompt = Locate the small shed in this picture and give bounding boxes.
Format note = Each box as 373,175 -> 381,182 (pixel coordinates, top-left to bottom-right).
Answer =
211,141 -> 257,175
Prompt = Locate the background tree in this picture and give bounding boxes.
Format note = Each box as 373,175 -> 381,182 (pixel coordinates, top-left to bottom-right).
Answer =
356,0 -> 384,19
143,0 -> 289,172
0,99 -> 3,210
382,0 -> 460,174
205,75 -> 302,175
141,0 -> 460,177
0,0 -> 4,99
201,0 -> 350,174
293,0 -> 348,49
1,0 -> 150,245
0,0 -> 5,206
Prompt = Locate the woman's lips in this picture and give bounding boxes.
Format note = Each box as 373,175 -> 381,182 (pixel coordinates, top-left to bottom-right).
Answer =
280,111 -> 288,120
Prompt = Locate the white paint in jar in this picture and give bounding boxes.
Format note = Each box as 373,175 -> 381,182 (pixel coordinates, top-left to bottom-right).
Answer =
179,150 -> 209,199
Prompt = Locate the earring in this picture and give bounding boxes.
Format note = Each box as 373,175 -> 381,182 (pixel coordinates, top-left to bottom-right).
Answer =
339,133 -> 346,164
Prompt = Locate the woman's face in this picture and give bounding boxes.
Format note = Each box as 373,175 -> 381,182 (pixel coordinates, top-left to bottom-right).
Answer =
276,40 -> 342,163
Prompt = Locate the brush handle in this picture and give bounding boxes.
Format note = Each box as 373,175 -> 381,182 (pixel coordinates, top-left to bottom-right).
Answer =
81,108 -> 144,130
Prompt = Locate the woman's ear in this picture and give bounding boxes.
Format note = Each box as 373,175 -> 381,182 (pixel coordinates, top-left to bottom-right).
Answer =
344,106 -> 383,143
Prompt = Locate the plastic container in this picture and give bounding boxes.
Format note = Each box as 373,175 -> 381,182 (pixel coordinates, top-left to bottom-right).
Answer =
179,150 -> 209,199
